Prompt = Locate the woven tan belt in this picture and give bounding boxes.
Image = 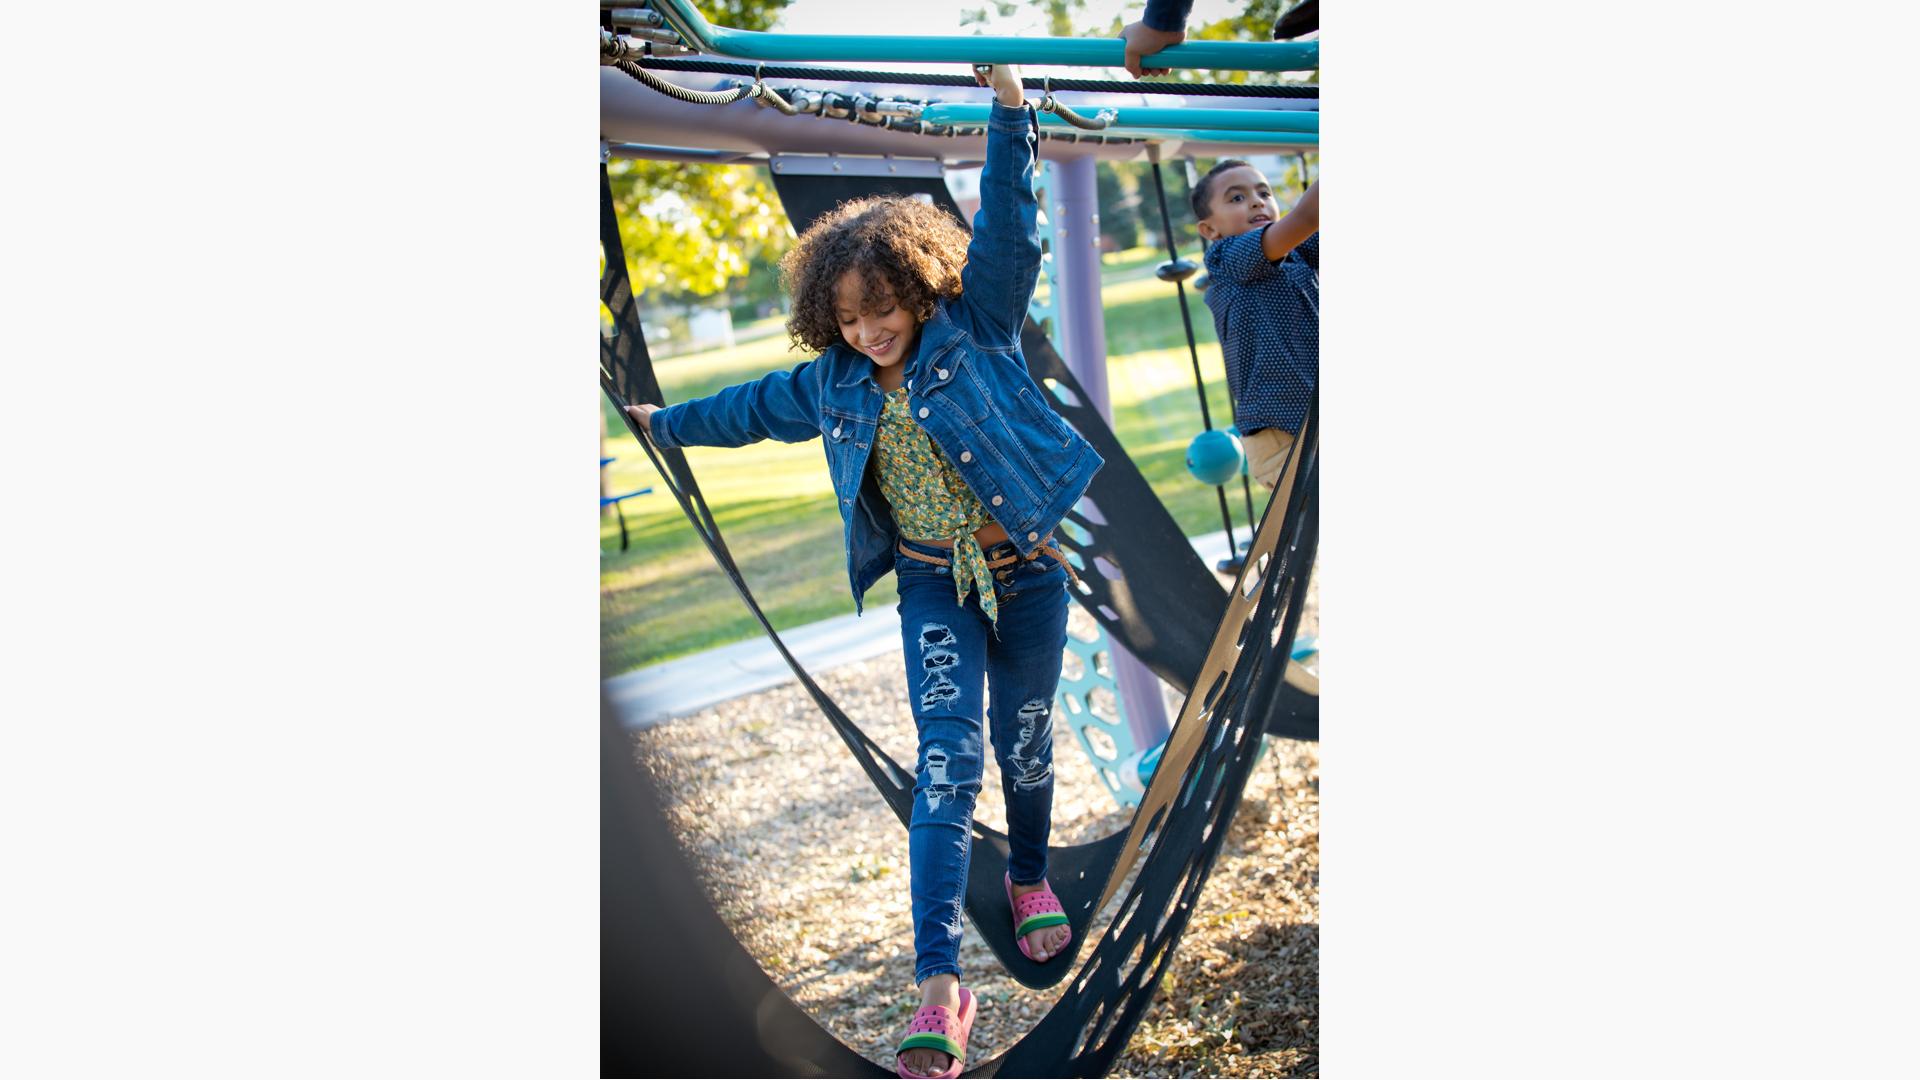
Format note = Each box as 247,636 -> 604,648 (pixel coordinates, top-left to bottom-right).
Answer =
897,536 -> 1083,588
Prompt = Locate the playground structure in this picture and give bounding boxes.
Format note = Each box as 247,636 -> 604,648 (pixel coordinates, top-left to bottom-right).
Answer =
600,4 -> 1318,1074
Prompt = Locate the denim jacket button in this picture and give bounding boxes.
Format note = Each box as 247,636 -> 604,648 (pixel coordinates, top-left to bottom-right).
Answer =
832,424 -> 843,438
991,495 -> 1004,506
1028,531 -> 1039,541
936,368 -> 948,379
918,407 -> 929,419
959,451 -> 972,463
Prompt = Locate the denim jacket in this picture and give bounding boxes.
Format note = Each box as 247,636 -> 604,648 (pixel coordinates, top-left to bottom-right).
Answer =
649,100 -> 1105,613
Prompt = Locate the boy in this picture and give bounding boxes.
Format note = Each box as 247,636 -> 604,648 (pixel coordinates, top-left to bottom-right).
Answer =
1193,161 -> 1318,489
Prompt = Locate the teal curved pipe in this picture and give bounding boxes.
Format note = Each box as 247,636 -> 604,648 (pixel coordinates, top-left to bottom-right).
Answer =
649,0 -> 1318,72
923,103 -> 1317,133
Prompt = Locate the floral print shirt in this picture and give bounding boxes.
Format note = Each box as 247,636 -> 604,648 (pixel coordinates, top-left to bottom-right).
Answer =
873,386 -> 1001,623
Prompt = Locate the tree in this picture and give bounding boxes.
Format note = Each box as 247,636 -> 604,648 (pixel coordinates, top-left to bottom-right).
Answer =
603,0 -> 794,303
961,0 -> 1094,37
605,161 -> 789,300
697,0 -> 787,32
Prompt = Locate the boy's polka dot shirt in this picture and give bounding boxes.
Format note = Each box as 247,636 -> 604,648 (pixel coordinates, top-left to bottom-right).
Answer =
1202,229 -> 1318,436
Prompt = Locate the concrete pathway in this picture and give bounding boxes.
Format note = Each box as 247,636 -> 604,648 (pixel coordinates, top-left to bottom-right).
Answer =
605,528 -> 1244,730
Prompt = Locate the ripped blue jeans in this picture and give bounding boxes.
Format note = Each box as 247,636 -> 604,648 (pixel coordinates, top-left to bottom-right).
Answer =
896,537 -> 1070,985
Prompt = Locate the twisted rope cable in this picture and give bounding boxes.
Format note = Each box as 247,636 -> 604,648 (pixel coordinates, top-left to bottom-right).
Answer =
1041,84 -> 1117,130
613,58 -> 757,105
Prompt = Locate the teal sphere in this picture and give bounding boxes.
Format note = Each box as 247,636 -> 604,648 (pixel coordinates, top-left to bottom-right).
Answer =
1226,424 -> 1249,476
1186,429 -> 1245,486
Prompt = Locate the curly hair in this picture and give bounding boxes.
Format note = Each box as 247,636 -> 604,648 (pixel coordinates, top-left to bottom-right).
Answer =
1190,158 -> 1253,222
780,195 -> 970,355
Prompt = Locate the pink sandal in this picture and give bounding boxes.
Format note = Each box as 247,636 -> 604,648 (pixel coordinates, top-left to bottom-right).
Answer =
895,987 -> 976,1079
1005,871 -> 1072,963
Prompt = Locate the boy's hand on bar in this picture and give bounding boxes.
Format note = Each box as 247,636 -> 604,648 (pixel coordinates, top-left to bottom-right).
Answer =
1120,21 -> 1184,78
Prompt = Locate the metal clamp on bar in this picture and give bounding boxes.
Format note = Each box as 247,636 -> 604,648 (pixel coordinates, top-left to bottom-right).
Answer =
846,94 -> 923,123
618,26 -> 685,46
780,87 -> 825,114
606,6 -> 665,29
600,28 -> 634,63
604,30 -> 697,61
869,98 -> 924,121
818,92 -> 854,120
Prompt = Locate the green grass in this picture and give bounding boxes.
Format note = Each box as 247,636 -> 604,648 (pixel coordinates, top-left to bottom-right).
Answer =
601,265 -> 1252,675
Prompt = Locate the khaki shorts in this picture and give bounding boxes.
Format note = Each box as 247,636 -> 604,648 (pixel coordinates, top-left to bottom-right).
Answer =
1241,426 -> 1296,489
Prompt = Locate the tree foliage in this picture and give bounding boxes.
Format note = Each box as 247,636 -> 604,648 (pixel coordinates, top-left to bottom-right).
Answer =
601,0 -> 793,303
961,0 -> 1095,37
606,160 -> 790,300
702,0 -> 787,33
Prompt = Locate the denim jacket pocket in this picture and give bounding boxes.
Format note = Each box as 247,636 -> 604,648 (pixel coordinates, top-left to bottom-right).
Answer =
1016,385 -> 1075,449
823,414 -> 872,502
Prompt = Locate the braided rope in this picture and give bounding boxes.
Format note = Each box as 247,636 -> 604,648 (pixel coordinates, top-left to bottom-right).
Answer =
612,58 -> 757,105
1041,88 -> 1117,130
628,57 -> 1318,98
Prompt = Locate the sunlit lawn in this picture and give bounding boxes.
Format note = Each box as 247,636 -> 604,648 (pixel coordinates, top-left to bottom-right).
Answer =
601,267 -> 1258,675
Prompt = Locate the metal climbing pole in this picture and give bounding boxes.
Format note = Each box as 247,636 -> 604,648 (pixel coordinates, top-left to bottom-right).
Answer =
1040,152 -> 1173,767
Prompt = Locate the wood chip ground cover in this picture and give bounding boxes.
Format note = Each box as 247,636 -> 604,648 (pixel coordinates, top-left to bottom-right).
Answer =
629,586 -> 1319,1078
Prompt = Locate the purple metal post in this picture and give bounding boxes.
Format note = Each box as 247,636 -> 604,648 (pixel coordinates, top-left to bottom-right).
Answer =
1048,153 -> 1172,751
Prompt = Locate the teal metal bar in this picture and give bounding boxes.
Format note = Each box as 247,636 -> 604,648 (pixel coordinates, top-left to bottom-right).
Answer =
1101,128 -> 1319,147
649,0 -> 1318,72
923,103 -> 1318,133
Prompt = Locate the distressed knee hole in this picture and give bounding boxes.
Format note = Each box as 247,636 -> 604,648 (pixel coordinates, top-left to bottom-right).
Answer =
923,747 -> 958,811
917,624 -> 962,711
920,673 -> 961,711
1009,698 -> 1054,791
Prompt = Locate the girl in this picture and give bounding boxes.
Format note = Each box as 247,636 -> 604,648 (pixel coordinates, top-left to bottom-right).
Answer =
627,63 -> 1102,1079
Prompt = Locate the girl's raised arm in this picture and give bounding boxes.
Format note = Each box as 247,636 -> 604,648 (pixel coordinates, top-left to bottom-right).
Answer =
955,63 -> 1042,349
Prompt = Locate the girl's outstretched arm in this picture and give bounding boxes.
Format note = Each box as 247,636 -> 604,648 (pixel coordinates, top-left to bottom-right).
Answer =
628,360 -> 826,448
955,63 -> 1041,349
